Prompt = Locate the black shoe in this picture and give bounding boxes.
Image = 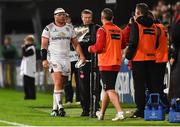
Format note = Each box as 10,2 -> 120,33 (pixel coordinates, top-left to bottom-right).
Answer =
130,110 -> 144,118
58,108 -> 66,117
81,111 -> 89,117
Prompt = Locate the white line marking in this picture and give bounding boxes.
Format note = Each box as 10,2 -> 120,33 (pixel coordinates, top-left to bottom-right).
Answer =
0,120 -> 29,126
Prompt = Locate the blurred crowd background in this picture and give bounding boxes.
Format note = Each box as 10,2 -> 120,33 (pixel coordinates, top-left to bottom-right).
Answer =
0,0 -> 179,57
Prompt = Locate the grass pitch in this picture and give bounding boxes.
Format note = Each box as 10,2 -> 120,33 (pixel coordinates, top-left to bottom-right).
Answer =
0,88 -> 179,126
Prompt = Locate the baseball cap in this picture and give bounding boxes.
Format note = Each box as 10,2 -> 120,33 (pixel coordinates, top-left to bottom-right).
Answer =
54,8 -> 66,15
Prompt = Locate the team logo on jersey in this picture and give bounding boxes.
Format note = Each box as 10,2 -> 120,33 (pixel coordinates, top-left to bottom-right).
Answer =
59,32 -> 66,37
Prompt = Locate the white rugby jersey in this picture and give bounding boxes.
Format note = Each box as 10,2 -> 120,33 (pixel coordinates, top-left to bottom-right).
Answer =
42,22 -> 76,61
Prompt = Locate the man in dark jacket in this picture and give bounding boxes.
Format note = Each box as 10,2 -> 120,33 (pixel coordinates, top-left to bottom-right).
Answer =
169,1 -> 180,100
126,3 -> 158,118
75,9 -> 101,116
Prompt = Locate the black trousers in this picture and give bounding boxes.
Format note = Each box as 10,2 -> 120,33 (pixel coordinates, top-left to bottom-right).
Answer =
148,62 -> 166,94
23,75 -> 36,99
151,62 -> 169,106
78,62 -> 101,112
169,49 -> 180,100
153,63 -> 167,92
78,63 -> 91,112
64,61 -> 80,103
132,61 -> 158,113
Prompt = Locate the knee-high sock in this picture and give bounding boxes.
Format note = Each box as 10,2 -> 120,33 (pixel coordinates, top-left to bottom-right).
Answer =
53,93 -> 58,110
54,90 -> 63,109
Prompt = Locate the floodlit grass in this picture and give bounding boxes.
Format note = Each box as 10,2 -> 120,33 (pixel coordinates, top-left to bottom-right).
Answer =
0,88 -> 179,126
0,123 -> 9,126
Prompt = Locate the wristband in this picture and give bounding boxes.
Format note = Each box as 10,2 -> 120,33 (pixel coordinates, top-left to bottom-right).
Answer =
41,49 -> 47,60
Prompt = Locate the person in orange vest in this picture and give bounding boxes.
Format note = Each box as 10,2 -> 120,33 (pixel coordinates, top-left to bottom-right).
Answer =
125,3 -> 158,118
148,10 -> 169,108
88,8 -> 126,121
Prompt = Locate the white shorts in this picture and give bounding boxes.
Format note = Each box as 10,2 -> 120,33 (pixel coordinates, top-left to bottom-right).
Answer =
49,60 -> 71,76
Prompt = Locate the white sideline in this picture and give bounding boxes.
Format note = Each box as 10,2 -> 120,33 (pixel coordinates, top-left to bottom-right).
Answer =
0,119 -> 29,126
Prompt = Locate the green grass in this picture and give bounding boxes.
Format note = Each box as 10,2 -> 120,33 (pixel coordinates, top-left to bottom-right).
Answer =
0,88 -> 179,126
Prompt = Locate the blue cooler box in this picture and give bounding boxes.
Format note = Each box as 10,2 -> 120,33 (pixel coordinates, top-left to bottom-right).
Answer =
168,98 -> 180,123
144,93 -> 165,121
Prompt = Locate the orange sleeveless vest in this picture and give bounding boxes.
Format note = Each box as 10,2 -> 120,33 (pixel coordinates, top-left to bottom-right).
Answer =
98,23 -> 123,66
156,23 -> 168,63
133,22 -> 158,61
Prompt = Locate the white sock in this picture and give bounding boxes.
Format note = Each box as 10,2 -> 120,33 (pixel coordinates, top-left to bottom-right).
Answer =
54,90 -> 63,109
117,111 -> 124,116
52,93 -> 58,110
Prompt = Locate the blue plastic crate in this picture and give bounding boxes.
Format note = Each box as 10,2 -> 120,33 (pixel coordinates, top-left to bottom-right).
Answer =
169,110 -> 180,123
168,98 -> 180,123
144,93 -> 165,121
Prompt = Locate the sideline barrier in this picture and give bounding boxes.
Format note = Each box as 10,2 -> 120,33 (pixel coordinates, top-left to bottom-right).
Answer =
0,60 -> 53,92
115,63 -> 134,103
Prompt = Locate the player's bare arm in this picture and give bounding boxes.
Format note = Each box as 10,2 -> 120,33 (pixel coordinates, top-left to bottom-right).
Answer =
71,37 -> 86,62
41,37 -> 49,69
